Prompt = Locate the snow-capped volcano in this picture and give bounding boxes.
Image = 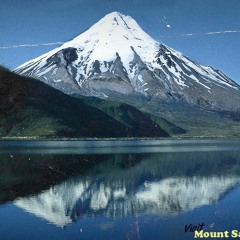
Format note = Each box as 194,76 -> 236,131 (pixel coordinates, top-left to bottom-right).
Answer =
15,12 -> 240,112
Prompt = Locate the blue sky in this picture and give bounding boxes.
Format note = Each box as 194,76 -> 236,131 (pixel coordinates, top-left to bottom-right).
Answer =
0,0 -> 240,82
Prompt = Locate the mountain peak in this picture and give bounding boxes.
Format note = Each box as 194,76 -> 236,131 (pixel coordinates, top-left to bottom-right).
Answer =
101,11 -> 126,19
54,11 -> 159,81
96,11 -> 135,28
70,11 -> 153,43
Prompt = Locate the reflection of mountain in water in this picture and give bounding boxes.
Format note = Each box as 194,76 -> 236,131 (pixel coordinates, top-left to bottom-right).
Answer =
15,175 -> 240,227
0,148 -> 238,227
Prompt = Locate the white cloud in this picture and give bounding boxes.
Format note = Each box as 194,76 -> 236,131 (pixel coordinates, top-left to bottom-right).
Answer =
0,42 -> 64,49
180,30 -> 240,37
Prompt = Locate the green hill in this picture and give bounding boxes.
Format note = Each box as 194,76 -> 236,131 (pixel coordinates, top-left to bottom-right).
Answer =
0,68 -> 171,138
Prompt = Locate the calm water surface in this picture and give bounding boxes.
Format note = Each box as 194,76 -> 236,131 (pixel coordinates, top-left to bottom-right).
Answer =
1,139 -> 240,240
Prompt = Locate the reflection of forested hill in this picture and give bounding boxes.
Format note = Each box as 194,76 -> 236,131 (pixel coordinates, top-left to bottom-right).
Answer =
0,154 -> 105,203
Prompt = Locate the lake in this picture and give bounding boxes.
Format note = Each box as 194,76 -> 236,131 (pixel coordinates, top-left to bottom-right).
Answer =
1,139 -> 240,240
